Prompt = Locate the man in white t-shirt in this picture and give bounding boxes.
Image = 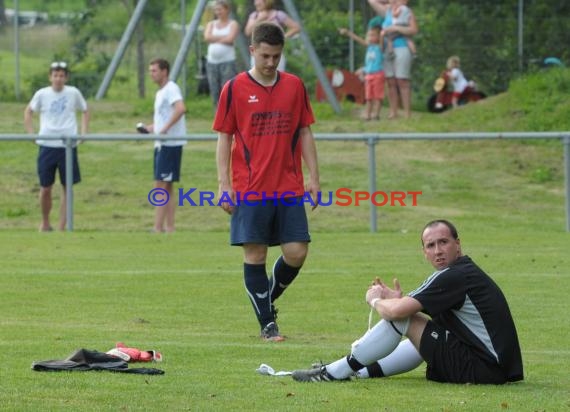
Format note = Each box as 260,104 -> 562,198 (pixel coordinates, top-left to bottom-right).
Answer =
24,61 -> 90,232
139,58 -> 187,233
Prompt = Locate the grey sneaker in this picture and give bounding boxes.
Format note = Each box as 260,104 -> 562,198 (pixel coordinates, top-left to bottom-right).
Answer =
292,366 -> 350,382
260,322 -> 285,342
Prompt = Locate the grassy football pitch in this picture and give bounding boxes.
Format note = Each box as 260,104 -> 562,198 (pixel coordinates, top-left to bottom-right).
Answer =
1,229 -> 569,411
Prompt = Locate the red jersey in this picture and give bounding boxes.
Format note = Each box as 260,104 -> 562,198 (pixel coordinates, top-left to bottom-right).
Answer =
213,71 -> 315,199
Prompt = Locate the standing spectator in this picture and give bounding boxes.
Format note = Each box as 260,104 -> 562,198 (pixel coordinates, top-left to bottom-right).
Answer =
204,0 -> 240,108
369,0 -> 418,119
338,26 -> 384,121
244,0 -> 300,71
24,61 -> 89,232
381,0 -> 417,60
139,58 -> 187,233
213,22 -> 320,342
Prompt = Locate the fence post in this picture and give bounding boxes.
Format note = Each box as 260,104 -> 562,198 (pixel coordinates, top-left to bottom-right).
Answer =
562,135 -> 570,232
367,136 -> 378,232
65,137 -> 74,231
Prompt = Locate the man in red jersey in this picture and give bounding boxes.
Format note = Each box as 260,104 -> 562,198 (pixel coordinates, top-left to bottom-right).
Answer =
213,21 -> 320,342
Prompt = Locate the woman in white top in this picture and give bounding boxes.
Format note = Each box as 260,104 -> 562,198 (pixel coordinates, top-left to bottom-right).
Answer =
244,0 -> 300,71
204,0 -> 240,107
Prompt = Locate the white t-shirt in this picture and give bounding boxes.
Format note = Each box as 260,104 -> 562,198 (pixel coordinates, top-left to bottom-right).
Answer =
28,85 -> 88,148
153,81 -> 187,147
207,21 -> 236,64
450,68 -> 468,94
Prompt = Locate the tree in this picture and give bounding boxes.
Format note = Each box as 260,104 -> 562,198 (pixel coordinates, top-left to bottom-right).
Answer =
119,0 -> 149,98
22,0 -> 567,105
63,0 -> 168,98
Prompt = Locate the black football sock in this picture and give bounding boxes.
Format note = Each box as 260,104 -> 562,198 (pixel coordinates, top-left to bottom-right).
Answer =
244,263 -> 273,327
366,362 -> 386,378
269,256 -> 301,302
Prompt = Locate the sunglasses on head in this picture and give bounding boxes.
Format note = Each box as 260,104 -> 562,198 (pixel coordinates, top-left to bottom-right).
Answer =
50,61 -> 68,69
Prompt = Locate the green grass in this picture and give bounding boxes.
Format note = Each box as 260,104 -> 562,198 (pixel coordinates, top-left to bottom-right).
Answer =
1,25 -> 570,411
1,231 -> 569,411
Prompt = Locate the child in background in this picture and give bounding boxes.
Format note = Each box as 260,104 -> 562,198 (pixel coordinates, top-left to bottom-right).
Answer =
382,0 -> 417,59
445,55 -> 476,108
339,26 -> 385,120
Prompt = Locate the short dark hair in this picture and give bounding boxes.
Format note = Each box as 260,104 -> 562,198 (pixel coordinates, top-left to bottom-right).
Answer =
421,219 -> 459,245
150,58 -> 170,74
251,21 -> 285,47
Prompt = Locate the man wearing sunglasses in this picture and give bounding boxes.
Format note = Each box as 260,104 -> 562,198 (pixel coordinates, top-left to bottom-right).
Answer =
24,61 -> 90,231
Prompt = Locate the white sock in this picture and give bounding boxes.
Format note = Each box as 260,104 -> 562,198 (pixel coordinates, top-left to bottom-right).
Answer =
325,357 -> 352,379
326,318 -> 410,379
356,339 -> 423,378
379,338 -> 423,376
356,365 -> 371,378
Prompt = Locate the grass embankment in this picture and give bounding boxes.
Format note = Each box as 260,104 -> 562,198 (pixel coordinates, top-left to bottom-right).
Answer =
1,68 -> 569,233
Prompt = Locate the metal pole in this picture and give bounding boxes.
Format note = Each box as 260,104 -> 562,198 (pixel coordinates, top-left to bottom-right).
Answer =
281,0 -> 341,114
234,32 -> 251,67
367,137 -> 377,232
14,0 -> 20,100
95,0 -> 148,100
180,0 -> 187,98
65,138 -> 74,231
348,0 -> 354,72
563,135 -> 570,232
518,0 -> 523,72
230,3 -> 249,66
170,0 -> 209,81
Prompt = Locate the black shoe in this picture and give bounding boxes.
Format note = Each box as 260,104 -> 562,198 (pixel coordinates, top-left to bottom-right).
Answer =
292,366 -> 350,382
260,322 -> 285,342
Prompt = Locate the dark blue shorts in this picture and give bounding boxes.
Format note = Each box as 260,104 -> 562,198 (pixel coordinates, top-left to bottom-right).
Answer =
420,320 -> 507,384
154,146 -> 182,182
230,197 -> 311,246
37,146 -> 81,187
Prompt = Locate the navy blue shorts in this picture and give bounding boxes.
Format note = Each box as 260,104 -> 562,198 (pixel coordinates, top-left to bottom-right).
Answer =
230,197 -> 311,246
37,146 -> 81,187
419,320 -> 507,384
154,146 -> 182,182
